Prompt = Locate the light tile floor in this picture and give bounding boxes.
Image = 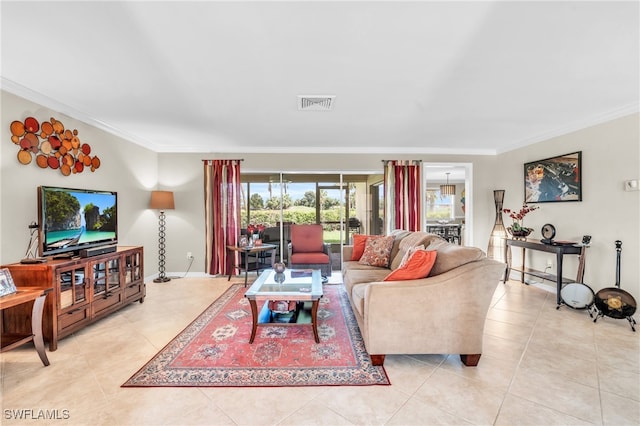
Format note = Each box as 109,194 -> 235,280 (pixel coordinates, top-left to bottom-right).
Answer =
1,275 -> 639,425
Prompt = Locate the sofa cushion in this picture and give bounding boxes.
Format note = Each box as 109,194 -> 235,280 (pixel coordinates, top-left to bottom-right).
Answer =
345,268 -> 390,285
384,250 -> 437,281
358,235 -> 395,267
388,230 -> 411,262
390,232 -> 444,270
427,239 -> 485,276
343,268 -> 389,296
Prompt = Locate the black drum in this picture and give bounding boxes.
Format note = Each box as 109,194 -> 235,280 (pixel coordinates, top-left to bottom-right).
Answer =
592,241 -> 637,331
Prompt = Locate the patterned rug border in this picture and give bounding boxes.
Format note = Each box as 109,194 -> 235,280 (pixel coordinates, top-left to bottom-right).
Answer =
122,283 -> 390,387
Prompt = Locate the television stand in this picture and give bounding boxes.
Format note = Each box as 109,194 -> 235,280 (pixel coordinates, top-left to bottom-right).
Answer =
2,246 -> 145,351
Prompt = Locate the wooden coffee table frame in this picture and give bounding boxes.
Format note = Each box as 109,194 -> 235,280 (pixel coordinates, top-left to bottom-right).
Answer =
245,269 -> 322,343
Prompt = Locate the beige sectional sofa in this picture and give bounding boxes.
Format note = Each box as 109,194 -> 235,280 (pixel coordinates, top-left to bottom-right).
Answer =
342,230 -> 504,366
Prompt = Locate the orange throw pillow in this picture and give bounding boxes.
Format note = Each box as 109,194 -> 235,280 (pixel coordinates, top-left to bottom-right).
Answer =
352,234 -> 379,261
384,250 -> 437,281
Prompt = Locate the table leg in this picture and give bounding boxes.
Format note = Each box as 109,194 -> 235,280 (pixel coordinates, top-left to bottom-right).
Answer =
556,252 -> 564,307
248,298 -> 258,343
311,299 -> 320,343
520,247 -> 526,283
31,294 -> 50,366
244,252 -> 249,287
504,241 -> 510,282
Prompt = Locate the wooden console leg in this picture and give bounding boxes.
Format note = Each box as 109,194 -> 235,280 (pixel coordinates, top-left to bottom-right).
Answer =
370,354 -> 385,366
32,294 -> 50,366
460,354 -> 481,366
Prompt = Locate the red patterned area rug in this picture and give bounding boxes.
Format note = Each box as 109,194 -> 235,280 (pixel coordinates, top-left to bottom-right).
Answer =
123,284 -> 390,387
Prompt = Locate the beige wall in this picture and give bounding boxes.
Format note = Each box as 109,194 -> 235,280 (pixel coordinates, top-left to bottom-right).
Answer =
2,90 -> 638,298
496,113 -> 640,297
1,91 -> 159,274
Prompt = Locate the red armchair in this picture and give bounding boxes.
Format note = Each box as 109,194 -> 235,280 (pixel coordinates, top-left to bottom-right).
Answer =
287,224 -> 332,280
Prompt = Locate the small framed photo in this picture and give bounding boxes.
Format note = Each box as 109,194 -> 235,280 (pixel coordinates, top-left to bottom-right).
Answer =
524,151 -> 582,203
238,235 -> 249,248
0,268 -> 18,297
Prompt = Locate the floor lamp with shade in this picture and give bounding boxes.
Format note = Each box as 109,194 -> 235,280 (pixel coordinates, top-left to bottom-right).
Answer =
150,190 -> 175,283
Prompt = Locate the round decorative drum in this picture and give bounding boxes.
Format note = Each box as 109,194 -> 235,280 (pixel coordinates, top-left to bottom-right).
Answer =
561,283 -> 594,309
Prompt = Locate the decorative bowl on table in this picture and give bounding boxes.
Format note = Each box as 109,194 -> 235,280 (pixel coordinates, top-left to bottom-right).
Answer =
507,226 -> 532,239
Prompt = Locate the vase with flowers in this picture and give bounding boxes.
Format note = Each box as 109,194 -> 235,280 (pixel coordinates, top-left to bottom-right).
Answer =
503,204 -> 539,239
246,224 -> 266,246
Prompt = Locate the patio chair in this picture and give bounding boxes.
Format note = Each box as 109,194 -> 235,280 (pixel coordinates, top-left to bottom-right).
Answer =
287,224 -> 332,281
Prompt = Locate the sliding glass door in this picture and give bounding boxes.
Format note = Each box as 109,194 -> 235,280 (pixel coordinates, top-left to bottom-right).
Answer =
240,172 -> 378,270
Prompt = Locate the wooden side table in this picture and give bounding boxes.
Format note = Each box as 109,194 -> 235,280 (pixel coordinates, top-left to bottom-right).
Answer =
1,287 -> 52,366
227,244 -> 277,286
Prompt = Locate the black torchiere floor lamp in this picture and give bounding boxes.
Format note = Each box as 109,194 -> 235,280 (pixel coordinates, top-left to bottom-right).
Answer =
150,190 -> 175,283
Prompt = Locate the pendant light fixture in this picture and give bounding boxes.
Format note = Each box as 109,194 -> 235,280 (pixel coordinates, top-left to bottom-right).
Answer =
440,172 -> 456,196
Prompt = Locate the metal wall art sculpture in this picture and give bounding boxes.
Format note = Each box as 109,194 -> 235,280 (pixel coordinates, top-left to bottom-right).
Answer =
10,116 -> 101,176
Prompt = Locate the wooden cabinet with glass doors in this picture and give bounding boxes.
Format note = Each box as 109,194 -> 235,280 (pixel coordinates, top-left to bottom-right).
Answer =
123,249 -> 144,303
1,246 -> 144,351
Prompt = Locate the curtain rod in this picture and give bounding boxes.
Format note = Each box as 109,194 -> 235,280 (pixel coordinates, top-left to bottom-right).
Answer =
381,160 -> 422,163
202,159 -> 244,162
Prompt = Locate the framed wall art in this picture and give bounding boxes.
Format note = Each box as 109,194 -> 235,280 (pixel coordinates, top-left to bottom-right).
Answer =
524,151 -> 582,203
0,268 -> 18,297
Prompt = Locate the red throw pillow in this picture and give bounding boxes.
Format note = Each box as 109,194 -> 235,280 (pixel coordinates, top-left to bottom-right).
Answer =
352,234 -> 379,261
384,250 -> 437,281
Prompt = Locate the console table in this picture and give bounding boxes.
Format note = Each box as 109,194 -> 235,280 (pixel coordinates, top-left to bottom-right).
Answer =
504,238 -> 585,307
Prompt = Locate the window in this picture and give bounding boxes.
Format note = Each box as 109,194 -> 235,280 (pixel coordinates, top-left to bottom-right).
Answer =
425,189 -> 454,221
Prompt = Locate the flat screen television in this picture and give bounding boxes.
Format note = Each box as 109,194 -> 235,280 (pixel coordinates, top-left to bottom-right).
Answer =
38,186 -> 118,257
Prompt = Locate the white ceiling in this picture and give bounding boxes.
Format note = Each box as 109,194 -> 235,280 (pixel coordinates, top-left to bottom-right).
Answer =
2,1 -> 638,155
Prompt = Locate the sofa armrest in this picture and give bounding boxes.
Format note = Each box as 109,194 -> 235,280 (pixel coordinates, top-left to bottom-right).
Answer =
359,259 -> 504,355
342,245 -> 354,261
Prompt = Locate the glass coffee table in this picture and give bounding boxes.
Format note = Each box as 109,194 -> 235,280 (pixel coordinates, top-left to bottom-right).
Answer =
245,268 -> 323,343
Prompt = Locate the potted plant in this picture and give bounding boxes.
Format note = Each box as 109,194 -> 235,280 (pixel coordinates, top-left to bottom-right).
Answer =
503,204 -> 539,238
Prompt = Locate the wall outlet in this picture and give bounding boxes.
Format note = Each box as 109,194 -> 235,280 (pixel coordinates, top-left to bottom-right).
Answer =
624,179 -> 639,191
187,251 -> 193,259
546,260 -> 553,268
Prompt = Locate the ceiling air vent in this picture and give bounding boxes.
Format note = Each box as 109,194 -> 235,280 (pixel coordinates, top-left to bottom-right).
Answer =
297,95 -> 335,111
